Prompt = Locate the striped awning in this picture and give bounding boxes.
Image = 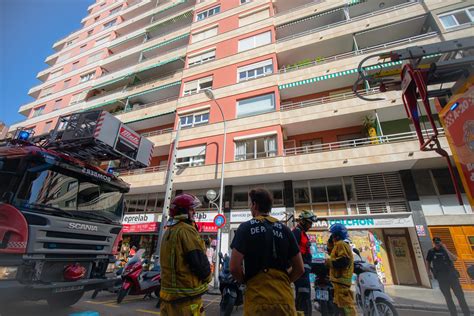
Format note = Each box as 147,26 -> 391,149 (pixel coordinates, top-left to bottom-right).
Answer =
109,32 -> 146,49
124,110 -> 176,124
92,74 -> 132,90
278,60 -> 403,90
151,0 -> 188,20
83,98 -> 125,111
146,10 -> 193,34
277,7 -> 344,29
142,33 -> 189,53
135,56 -> 184,75
127,81 -> 181,99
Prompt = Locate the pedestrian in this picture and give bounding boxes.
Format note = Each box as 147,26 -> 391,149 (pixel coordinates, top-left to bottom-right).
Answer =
426,237 -> 470,316
326,223 -> 356,316
129,245 -> 137,258
292,210 -> 318,315
229,188 -> 304,316
159,194 -> 211,316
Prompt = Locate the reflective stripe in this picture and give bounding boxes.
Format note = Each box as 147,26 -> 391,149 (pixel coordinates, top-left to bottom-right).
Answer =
304,264 -> 311,269
297,287 -> 311,293
161,283 -> 208,295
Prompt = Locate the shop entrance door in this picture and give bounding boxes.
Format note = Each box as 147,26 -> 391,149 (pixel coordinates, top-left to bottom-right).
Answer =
388,236 -> 417,285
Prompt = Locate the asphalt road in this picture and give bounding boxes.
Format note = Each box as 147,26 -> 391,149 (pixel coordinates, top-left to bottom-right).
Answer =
0,291 -> 451,316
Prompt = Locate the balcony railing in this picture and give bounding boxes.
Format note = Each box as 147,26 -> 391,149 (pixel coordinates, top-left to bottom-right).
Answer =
120,164 -> 168,176
235,151 -> 278,161
277,1 -> 420,43
280,88 -> 380,111
115,96 -> 179,115
278,32 -> 438,73
284,129 -> 445,156
141,127 -> 173,137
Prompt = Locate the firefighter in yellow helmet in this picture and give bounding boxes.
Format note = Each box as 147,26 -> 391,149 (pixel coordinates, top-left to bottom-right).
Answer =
326,223 -> 356,316
160,193 -> 211,316
229,188 -> 304,316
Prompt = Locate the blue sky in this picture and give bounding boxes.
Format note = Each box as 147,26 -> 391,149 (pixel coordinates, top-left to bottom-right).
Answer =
0,0 -> 92,126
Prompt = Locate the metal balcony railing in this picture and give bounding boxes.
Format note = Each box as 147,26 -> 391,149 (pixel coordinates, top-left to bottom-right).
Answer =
280,88 -> 380,111
277,1 -> 421,43
278,32 -> 438,73
120,164 -> 168,176
284,129 -> 445,156
141,127 -> 173,137
115,96 -> 179,115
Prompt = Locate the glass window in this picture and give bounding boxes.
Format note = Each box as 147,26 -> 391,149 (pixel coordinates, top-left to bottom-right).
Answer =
438,7 -> 474,29
294,181 -> 310,204
196,6 -> 220,21
109,6 -> 122,15
183,76 -> 213,95
188,50 -> 216,67
240,0 -> 251,4
311,183 -> 327,203
237,93 -> 275,117
180,112 -> 209,128
431,168 -> 464,195
103,19 -> 117,29
80,71 -> 96,82
176,145 -> 206,167
32,106 -> 46,117
63,79 -> 71,89
238,31 -> 271,52
235,135 -> 277,160
238,59 -> 273,82
232,190 -> 248,208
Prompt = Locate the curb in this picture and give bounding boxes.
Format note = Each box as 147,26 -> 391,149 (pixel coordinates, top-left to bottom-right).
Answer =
394,303 -> 474,315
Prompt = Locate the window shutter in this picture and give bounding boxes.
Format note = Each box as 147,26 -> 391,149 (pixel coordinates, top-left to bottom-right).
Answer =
239,9 -> 270,27
238,36 -> 254,52
238,59 -> 273,73
87,52 -> 103,64
49,69 -> 63,80
255,31 -> 271,46
177,145 -> 206,158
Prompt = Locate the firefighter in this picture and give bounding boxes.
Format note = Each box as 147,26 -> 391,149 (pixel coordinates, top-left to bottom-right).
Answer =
326,223 -> 356,316
160,194 -> 211,316
292,210 -> 318,315
230,188 -> 304,316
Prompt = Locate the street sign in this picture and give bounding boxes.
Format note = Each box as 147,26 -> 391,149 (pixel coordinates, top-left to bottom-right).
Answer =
213,214 -> 226,228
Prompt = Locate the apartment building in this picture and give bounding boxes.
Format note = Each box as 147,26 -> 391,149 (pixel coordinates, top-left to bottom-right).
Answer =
12,0 -> 474,288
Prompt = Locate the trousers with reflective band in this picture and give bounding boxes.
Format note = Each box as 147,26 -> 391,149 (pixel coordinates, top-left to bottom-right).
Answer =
244,268 -> 297,316
333,283 -> 356,316
160,221 -> 210,302
160,296 -> 204,316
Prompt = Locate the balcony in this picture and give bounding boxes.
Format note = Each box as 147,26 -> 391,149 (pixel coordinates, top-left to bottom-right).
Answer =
121,128 -> 450,193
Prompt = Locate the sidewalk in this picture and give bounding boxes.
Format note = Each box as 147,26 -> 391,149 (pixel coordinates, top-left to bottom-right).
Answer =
386,285 -> 474,314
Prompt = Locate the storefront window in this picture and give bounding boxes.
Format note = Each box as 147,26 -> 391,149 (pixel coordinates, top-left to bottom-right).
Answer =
311,184 -> 327,203
468,236 -> 474,251
412,170 -> 437,196
294,181 -> 310,204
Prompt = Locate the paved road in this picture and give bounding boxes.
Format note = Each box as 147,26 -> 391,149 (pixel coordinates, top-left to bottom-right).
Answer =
0,291 -> 451,316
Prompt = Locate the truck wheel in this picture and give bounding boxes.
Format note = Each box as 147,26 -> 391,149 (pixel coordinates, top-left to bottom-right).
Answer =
47,291 -> 84,308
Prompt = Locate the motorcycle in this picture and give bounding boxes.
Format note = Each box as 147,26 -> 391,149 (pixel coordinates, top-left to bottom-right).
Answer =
311,259 -> 335,316
353,249 -> 398,316
219,253 -> 243,316
117,249 -> 161,304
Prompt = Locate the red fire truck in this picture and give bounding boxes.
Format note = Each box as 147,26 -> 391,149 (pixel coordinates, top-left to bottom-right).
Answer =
0,110 -> 153,307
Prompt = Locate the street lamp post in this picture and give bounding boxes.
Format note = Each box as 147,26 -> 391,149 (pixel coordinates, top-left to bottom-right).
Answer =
204,89 -> 226,290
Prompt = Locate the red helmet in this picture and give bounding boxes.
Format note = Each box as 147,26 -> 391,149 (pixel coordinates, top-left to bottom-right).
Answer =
169,193 -> 202,217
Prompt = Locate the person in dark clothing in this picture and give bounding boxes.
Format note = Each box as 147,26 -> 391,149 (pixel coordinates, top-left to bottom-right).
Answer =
292,210 -> 318,316
426,237 -> 470,316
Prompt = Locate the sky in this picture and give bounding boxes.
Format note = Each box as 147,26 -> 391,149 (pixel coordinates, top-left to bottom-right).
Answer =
0,0 -> 93,126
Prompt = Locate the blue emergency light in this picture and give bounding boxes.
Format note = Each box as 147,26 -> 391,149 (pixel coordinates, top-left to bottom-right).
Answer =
450,102 -> 459,111
17,130 -> 31,141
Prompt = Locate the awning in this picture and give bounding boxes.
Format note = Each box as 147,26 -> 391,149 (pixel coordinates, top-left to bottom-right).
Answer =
142,33 -> 189,53
124,110 -> 176,124
152,0 -> 187,20
277,7 -> 344,29
135,56 -> 184,74
91,74 -> 132,90
146,10 -> 193,34
127,80 -> 181,99
109,32 -> 146,49
278,60 -> 403,90
84,98 -> 125,111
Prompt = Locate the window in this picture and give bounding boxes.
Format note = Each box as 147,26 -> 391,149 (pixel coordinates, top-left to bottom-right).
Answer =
109,6 -> 122,15
235,135 -> 277,160
180,111 -> 210,128
42,121 -> 53,134
238,31 -> 271,52
239,8 -> 270,27
103,19 -> 117,29
94,15 -> 100,22
468,236 -> 474,251
439,7 -> 474,29
301,139 -> 322,153
431,168 -> 459,195
40,86 -> 55,98
63,79 -> 71,89
49,68 -> 63,80
183,76 -> 213,96
191,26 -> 218,43
87,30 -> 94,37
65,37 -> 78,47
236,93 -> 275,117
72,61 -> 80,71
80,71 -> 96,83
294,181 -> 310,204
176,145 -> 206,167
95,36 -> 109,45
57,52 -> 71,63
240,0 -> 251,4
196,6 -> 220,21
69,91 -> 87,105
32,106 -> 46,117
87,52 -> 103,64
53,99 -> 63,111
188,49 -> 216,67
79,44 -> 87,53
237,59 -> 273,82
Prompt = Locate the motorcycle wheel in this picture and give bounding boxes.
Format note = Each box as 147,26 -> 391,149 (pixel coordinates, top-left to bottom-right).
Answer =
220,295 -> 236,316
117,287 -> 131,304
369,298 -> 398,316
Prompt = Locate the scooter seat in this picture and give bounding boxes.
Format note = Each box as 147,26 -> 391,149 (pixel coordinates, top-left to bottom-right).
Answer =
142,271 -> 160,280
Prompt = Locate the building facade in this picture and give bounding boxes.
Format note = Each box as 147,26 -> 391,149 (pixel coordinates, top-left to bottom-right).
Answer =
12,0 -> 474,288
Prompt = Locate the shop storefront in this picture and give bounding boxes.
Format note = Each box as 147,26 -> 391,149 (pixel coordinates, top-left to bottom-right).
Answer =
120,213 -> 161,262
428,225 -> 474,291
303,212 -> 424,286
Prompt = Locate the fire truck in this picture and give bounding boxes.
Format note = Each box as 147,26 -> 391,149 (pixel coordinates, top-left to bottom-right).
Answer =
0,110 -> 153,307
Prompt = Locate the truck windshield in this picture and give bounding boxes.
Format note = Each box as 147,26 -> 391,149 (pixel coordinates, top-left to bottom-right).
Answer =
14,165 -> 123,224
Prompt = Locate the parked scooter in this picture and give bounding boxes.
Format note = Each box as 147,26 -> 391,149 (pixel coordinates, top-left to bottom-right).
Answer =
311,258 -> 335,316
117,249 -> 161,304
219,253 -> 243,316
353,249 -> 398,316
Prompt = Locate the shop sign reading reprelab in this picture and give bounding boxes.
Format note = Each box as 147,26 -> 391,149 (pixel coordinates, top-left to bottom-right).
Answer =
122,213 -> 161,233
230,208 -> 287,223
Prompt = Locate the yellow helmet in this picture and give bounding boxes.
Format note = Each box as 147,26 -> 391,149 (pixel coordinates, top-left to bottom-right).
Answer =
298,210 -> 318,223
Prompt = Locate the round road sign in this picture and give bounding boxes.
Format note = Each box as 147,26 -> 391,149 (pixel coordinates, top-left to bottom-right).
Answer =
213,214 -> 226,228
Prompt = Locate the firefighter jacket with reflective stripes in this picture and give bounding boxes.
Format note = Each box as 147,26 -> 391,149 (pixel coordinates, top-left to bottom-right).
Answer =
160,219 -> 211,302
328,239 -> 354,286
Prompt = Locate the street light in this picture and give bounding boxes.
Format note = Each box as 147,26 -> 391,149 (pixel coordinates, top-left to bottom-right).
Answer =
204,89 -> 226,290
